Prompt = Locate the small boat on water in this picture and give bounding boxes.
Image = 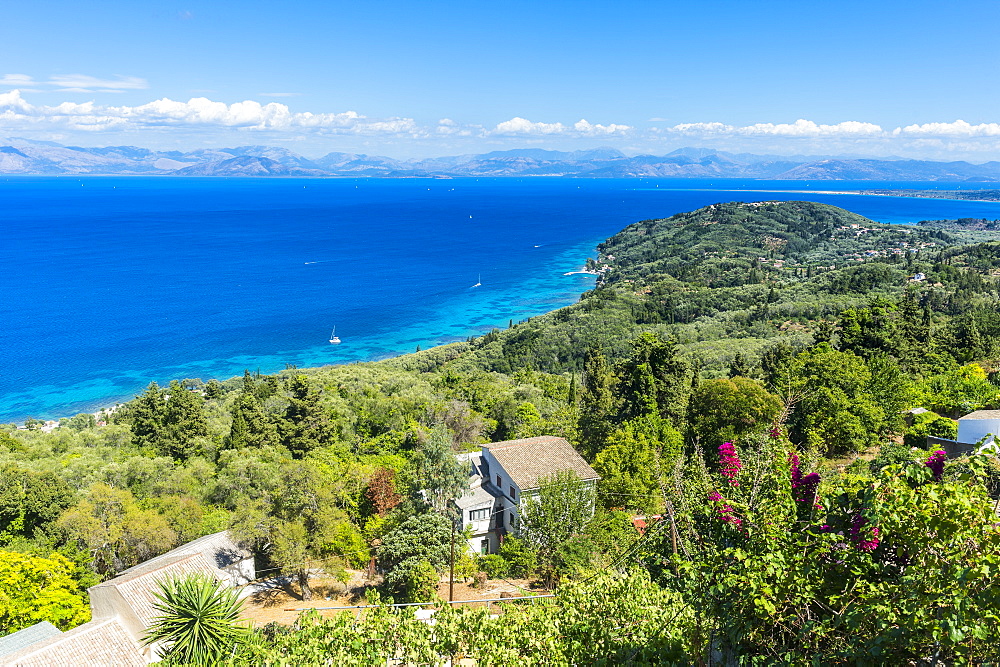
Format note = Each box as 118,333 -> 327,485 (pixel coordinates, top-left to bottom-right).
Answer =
472,273 -> 481,288
329,326 -> 341,344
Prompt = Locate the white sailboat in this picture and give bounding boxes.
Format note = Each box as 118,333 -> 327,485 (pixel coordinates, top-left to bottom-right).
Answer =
329,326 -> 341,344
472,273 -> 481,288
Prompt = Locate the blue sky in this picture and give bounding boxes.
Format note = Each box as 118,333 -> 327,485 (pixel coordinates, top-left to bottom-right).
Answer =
2,0 -> 999,159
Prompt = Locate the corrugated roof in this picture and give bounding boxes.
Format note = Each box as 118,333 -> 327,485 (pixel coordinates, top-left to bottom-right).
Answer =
116,530 -> 250,576
482,436 -> 599,490
92,553 -> 219,630
0,618 -> 144,667
961,410 -> 1000,420
0,623 -> 62,659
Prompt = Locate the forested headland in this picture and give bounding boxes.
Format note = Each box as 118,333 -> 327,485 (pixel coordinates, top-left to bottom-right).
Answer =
4,200 -> 1000,664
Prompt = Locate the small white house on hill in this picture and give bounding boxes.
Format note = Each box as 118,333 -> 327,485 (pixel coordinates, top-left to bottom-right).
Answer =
958,410 -> 1000,448
453,436 -> 600,556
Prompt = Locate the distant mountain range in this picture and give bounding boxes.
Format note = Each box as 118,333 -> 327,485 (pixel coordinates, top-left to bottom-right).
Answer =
3,138 -> 1000,181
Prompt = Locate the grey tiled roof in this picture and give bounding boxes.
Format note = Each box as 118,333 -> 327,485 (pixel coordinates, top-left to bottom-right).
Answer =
0,623 -> 61,659
92,553 -> 219,630
116,530 -> 251,576
0,618 -> 144,667
455,483 -> 495,510
482,436 -> 599,490
961,410 -> 1000,420
2,532 -> 250,666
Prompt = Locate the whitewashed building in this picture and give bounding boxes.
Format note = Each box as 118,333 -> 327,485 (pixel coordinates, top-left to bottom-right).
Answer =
958,410 -> 1000,448
453,436 -> 600,556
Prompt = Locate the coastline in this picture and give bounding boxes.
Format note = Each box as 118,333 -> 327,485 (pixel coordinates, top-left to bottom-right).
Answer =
858,188 -> 1000,203
9,177 -> 1000,426
4,251 -> 601,427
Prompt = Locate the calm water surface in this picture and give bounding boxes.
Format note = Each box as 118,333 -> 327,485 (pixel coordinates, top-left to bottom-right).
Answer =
3,176 -> 998,422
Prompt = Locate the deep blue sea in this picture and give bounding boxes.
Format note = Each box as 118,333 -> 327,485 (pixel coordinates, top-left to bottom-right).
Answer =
3,176 -> 1000,423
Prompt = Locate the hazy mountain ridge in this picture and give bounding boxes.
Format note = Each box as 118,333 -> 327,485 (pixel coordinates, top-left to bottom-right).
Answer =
2,137 -> 1000,180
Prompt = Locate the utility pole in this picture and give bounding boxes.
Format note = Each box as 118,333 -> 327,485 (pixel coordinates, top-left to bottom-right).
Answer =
449,518 -> 456,602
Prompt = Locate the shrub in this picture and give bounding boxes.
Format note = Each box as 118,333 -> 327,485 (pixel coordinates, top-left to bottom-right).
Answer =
903,411 -> 957,449
870,442 -> 924,474
498,537 -> 537,579
476,554 -> 508,579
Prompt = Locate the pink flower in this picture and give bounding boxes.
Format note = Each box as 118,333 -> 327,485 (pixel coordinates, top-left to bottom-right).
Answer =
797,473 -> 821,507
719,442 -> 742,487
849,512 -> 880,552
924,450 -> 946,482
708,491 -> 745,533
791,453 -> 821,510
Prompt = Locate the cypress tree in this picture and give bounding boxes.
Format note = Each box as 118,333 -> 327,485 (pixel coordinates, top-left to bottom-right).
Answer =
161,380 -> 207,460
127,382 -> 167,452
281,375 -> 334,458
578,348 -> 619,458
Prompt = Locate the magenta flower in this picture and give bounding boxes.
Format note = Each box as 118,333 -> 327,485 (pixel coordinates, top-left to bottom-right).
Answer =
769,426 -> 783,440
708,491 -> 745,532
849,512 -> 880,552
789,452 -> 802,488
790,453 -> 820,509
719,442 -> 742,487
797,473 -> 821,507
924,450 -> 946,482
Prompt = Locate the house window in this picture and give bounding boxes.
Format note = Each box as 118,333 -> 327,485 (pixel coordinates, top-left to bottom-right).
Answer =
469,508 -> 488,521
509,512 -> 515,529
496,474 -> 502,487
510,486 -> 516,501
480,539 -> 489,555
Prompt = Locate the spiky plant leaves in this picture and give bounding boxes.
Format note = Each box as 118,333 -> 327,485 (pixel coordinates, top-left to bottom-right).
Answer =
144,573 -> 248,666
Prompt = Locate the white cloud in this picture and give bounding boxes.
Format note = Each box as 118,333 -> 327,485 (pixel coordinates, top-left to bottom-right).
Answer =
895,120 -> 1000,137
491,117 -> 631,137
2,73 -> 148,94
741,119 -> 883,137
574,119 -> 631,135
0,90 -> 421,136
436,118 -> 478,136
0,89 -> 34,112
669,119 -> 883,137
3,91 -> 1000,160
671,121 -> 733,135
47,74 -> 149,92
492,117 -> 567,135
0,74 -> 35,86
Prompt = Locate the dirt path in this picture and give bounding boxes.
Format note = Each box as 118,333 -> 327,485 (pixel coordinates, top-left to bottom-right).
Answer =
239,571 -> 542,627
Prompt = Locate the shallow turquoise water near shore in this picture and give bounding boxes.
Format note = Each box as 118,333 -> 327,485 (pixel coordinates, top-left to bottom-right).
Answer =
3,176 -> 999,423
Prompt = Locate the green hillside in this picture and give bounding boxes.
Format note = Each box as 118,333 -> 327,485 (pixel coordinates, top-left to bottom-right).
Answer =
4,200 -> 1000,663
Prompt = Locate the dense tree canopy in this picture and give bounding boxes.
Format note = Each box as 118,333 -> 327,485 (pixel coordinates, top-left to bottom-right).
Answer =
4,201 -> 1000,662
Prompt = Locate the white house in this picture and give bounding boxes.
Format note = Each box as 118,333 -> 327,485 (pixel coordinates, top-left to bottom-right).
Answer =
957,410 -> 1000,448
453,436 -> 600,556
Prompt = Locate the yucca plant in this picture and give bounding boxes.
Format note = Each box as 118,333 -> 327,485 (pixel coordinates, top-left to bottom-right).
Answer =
144,573 -> 249,666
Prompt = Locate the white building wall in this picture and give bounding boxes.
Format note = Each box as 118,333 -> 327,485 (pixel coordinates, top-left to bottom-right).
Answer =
958,417 -> 1000,446
219,558 -> 257,587
461,503 -> 492,532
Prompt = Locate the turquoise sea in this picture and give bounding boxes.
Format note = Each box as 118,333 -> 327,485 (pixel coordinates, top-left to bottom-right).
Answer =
3,176 -> 1000,423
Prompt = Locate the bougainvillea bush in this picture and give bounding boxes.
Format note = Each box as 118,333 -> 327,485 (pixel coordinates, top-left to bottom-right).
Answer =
649,437 -> 1000,664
